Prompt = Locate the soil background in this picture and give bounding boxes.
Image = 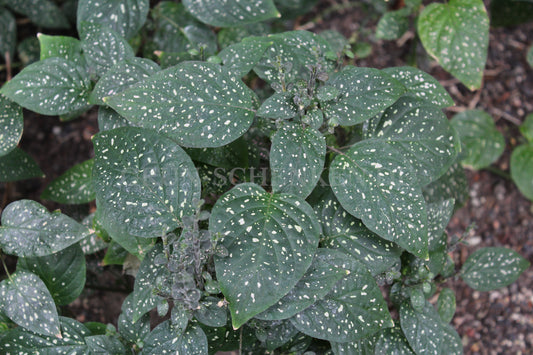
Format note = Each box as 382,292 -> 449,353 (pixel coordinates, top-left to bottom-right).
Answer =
1,1 -> 532,354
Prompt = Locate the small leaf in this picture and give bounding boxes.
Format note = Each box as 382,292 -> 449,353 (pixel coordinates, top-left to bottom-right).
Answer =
0,148 -> 43,183
423,162 -> 468,208
38,34 -> 84,64
0,57 -> 91,116
85,335 -> 126,353
318,30 -> 349,55
0,95 -> 23,157
7,0 -> 69,29
451,109 -> 505,170
374,326 -> 416,354
97,106 -> 134,131
101,240 -> 128,266
140,320 -> 180,354
118,293 -> 150,345
0,200 -> 92,257
0,8 -> 16,61
400,301 -> 445,355
520,113 -> 533,143
0,270 -> 60,337
426,199 -> 454,250
79,213 -> 108,255
257,92 -> 298,120
182,0 -> 280,27
330,335 -> 378,355
41,159 -> 95,204
460,247 -> 530,291
193,297 -> 228,327
418,0 -> 489,90
219,37 -> 273,77
510,144 -> 533,200
376,9 -> 409,40
437,288 -> 456,324
439,323 -> 463,355
176,323 -> 208,355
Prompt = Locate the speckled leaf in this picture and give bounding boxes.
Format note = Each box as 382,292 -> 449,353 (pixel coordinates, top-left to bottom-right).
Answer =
0,57 -> 91,116
374,326 -> 416,354
97,106 -> 134,131
330,335 -> 378,355
451,109 -> 505,170
418,0 -> 489,90
77,0 -> 149,39
219,37 -> 273,77
17,37 -> 40,66
290,257 -> 393,342
460,247 -> 530,291
38,34 -> 84,65
0,270 -> 60,337
438,323 -> 463,355
17,244 -> 86,306
7,0 -> 69,29
90,57 -> 160,105
257,92 -> 298,119
437,288 -> 456,324
210,183 -> 321,329
217,23 -> 271,48
183,0 -> 280,27
175,323 -> 208,354
41,159 -> 95,204
118,293 -> 150,345
0,95 -> 23,157
93,127 -> 201,241
0,317 -> 90,354
383,67 -> 454,108
0,148 -> 43,182
376,9 -> 409,40
422,162 -> 468,208
322,66 -> 405,126
400,301 -> 444,355
270,123 -> 325,198
318,30 -> 348,55
79,213 -> 108,255
510,144 -> 533,200
255,249 -> 347,321
426,199 -> 454,250
0,8 -> 16,60
106,62 -> 256,148
329,140 -> 428,258
80,22 -> 135,77
193,297 -> 228,327
200,322 -> 241,354
85,335 -> 125,353
0,200 -> 92,257
315,191 -> 402,276
255,319 -> 300,350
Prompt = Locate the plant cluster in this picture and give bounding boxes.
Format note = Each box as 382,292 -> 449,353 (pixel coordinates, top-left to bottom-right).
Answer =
0,0 -> 530,354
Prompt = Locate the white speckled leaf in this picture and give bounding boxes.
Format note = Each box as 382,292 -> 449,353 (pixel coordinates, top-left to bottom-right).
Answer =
93,127 -> 201,240
7,0 -> 69,29
118,293 -> 150,345
450,109 -> 505,170
437,288 -> 456,324
270,123 -> 325,198
106,62 -> 256,148
0,148 -> 43,182
329,140 -> 428,258
439,323 -> 463,355
41,159 -> 95,204
460,247 -> 530,291
422,162 -> 468,208
400,301 -> 444,355
374,326 -> 416,354
0,95 -> 23,157
85,335 -> 125,353
426,198 -> 454,250
90,57 -> 160,105
383,66 -> 454,108
140,320 -> 177,354
315,191 -> 402,276
219,37 -> 273,77
175,323 -> 208,355
97,106 -> 134,131
0,270 -> 60,337
183,0 -> 280,27
257,92 -> 298,119
210,183 -> 321,329
0,57 -> 91,116
79,213 -> 108,255
290,256 -> 393,342
418,0 -> 489,90
0,200 -> 92,257
77,0 -> 149,39
0,8 -> 16,60
80,22 -> 135,77
376,9 -> 409,40
37,34 -> 84,65
193,297 -> 228,327
510,144 -> 533,200
322,66 -> 406,126
330,335 -> 378,355
17,244 -> 86,306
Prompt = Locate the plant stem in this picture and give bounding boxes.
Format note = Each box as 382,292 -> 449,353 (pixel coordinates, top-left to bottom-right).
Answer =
1,252 -> 12,280
483,165 -> 511,180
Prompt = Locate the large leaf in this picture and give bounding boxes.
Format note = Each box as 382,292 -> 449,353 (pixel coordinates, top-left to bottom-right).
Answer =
0,8 -> 16,60
118,293 -> 150,345
256,92 -> 298,120
450,109 -> 505,170
7,0 -> 69,29
0,200 -> 92,257
0,148 -> 43,182
0,270 -> 60,337
510,144 -> 533,201
329,140 -> 428,258
0,95 -> 23,157
422,162 -> 468,208
41,159 -> 95,204
38,34 -> 84,65
437,288 -> 456,324
322,66 -> 406,126
210,183 -> 321,328
85,335 -> 126,353
400,301 -> 444,355
460,247 -> 530,291
106,62 -> 256,148
270,122 -> 325,198
97,106 -> 134,131
183,0 -> 280,27
17,244 -> 86,306
418,0 -> 489,90
93,127 -> 201,241
0,57 -> 91,116
219,37 -> 273,77
77,0 -> 149,39
374,326 -> 416,354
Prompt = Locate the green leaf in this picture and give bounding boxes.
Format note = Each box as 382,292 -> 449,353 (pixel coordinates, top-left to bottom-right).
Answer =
322,66 -> 406,126
101,240 -> 128,265
85,335 -> 126,353
418,0 -> 489,90
437,288 -> 456,324
17,244 -> 86,306
451,109 -> 505,170
41,159 -> 95,204
80,22 -> 135,77
90,57 -> 160,105
118,293 -> 150,345
106,62 -> 256,148
255,249 -> 347,321
217,23 -> 271,48
37,34 -> 84,64
520,113 -> 533,143
97,106 -> 134,131
329,140 -> 428,258
330,335 -> 378,355
93,127 -> 201,241
79,213 -> 108,255
315,190 -> 402,276
17,37 -> 40,66
383,66 -> 454,108
219,37 -> 273,77
374,326 -> 416,354
318,30 -> 349,55
0,95 -> 23,157
423,162 -> 468,208
426,199 -> 454,250
0,270 -> 60,337
257,92 -> 298,120
511,144 -> 533,200
460,247 -> 530,291
77,0 -> 149,39
0,200 -> 92,257
270,122 -> 325,198
290,256 -> 392,342
210,183 -> 321,328
439,323 -> 463,355
0,57 -> 91,116
400,301 -> 445,355
0,148 -> 43,182
255,319 -> 300,351
376,9 -> 409,40
176,323 -> 208,355
7,0 -> 69,29
183,0 -> 280,27
193,297 -> 228,327
0,8 -> 16,61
